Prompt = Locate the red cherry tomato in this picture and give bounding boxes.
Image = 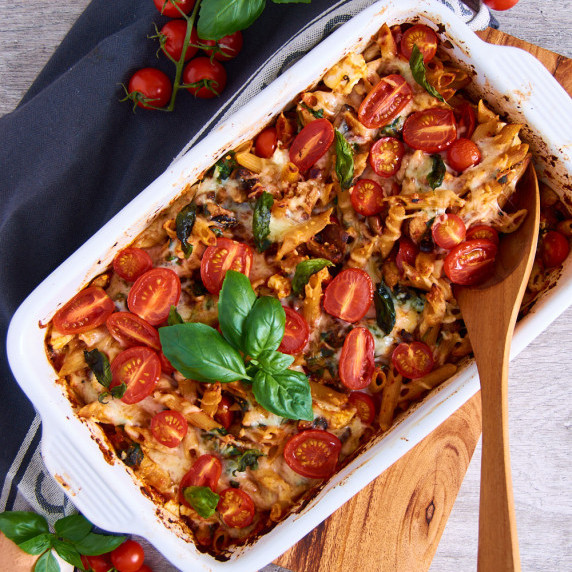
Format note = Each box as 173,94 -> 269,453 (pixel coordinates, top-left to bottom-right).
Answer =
214,395 -> 235,429
482,0 -> 520,10
151,410 -> 188,448
339,327 -> 375,390
391,341 -> 434,379
153,0 -> 195,17
179,454 -> 222,506
466,225 -> 499,245
447,138 -> 481,172
350,179 -> 385,216
217,488 -> 255,528
111,347 -> 161,405
431,214 -> 467,250
444,238 -> 498,285
454,102 -> 477,139
323,268 -> 374,323
110,539 -> 145,572
128,68 -> 172,109
53,287 -> 115,335
254,127 -> 278,158
278,307 -> 310,355
284,429 -> 342,479
81,554 -> 112,572
400,24 -> 438,63
159,351 -> 175,374
348,392 -> 376,425
201,31 -> 243,61
159,20 -> 199,62
396,237 -> 419,272
127,268 -> 181,326
403,108 -> 457,153
358,74 -> 412,129
200,238 -> 253,294
369,137 -> 405,178
135,566 -> 153,572
540,230 -> 570,268
113,248 -> 153,282
183,57 -> 227,98
106,312 -> 161,351
289,118 -> 335,172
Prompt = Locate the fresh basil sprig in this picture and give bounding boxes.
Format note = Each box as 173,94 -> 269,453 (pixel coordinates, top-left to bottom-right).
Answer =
292,258 -> 333,295
409,44 -> 446,103
184,486 -> 220,518
252,191 -> 274,252
427,154 -> 446,189
84,349 -> 126,403
334,130 -> 354,190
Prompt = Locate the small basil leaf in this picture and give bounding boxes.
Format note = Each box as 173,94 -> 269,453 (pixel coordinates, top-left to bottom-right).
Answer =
175,203 -> 196,257
300,101 -> 324,118
84,349 -> 112,388
214,152 -> 237,181
71,532 -> 126,556
374,281 -> 396,335
256,350 -> 294,374
198,0 -> 266,40
122,443 -> 144,469
18,533 -> 52,555
159,323 -> 248,382
168,305 -> 184,326
243,297 -> 285,358
252,191 -> 274,252
0,511 -> 50,545
334,130 -> 354,190
54,514 -> 91,543
409,44 -> 446,102
380,116 -> 404,138
427,154 -> 446,189
110,383 -> 127,399
252,369 -> 313,421
292,258 -> 333,295
231,450 -> 264,475
34,549 -> 59,572
52,539 -> 84,569
183,486 -> 220,519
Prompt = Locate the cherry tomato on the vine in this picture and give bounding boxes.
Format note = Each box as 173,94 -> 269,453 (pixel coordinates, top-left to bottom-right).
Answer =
255,127 -> 278,158
369,136 -> 405,177
339,327 -> 376,390
159,20 -> 199,62
431,214 -> 466,250
110,539 -> 145,572
201,31 -> 244,61
482,0 -> 520,10
391,341 -> 434,379
447,138 -> 481,172
183,57 -> 227,98
284,429 -> 342,479
351,178 -> 385,216
400,24 -> 438,63
127,68 -> 172,109
113,247 -> 153,282
53,287 -> 115,335
540,230 -> 570,268
153,0 -> 195,17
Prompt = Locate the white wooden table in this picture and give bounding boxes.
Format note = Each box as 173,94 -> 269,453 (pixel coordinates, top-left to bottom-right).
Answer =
0,2 -> 570,571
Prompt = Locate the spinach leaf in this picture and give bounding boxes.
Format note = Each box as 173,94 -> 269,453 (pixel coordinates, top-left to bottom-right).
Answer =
18,533 -> 52,555
168,305 -> 184,325
183,486 -> 220,519
54,514 -> 91,543
243,297 -> 285,358
175,202 -> 196,257
292,258 -> 333,295
252,369 -> 313,421
256,350 -> 294,374
334,130 -> 354,190
198,0 -> 266,40
0,511 -> 49,545
374,281 -> 396,335
159,323 -> 248,383
252,191 -> 274,252
231,449 -> 264,475
409,44 -> 445,102
71,532 -> 126,556
218,270 -> 257,352
427,154 -> 446,189
52,539 -> 84,569
84,349 -> 111,388
34,550 -> 59,572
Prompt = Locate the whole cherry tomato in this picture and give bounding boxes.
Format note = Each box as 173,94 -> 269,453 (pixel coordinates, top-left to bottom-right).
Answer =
447,138 -> 481,172
127,68 -> 172,109
201,31 -> 244,61
81,554 -> 112,572
540,230 -> 570,268
183,57 -> 227,98
400,24 -> 438,62
396,236 -> 419,272
159,20 -> 198,62
110,539 -> 145,572
482,0 -> 520,10
255,127 -> 278,158
153,0 -> 195,17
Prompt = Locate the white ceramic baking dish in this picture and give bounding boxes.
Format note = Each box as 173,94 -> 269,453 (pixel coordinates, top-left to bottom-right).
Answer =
7,1 -> 572,570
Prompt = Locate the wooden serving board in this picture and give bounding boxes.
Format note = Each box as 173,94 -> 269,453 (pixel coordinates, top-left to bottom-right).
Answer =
274,29 -> 572,572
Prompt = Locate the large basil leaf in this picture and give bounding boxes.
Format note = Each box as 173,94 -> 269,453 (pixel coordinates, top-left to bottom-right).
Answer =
256,350 -> 294,374
52,539 -> 84,569
334,130 -> 354,190
252,369 -> 313,421
198,0 -> 266,40
18,533 -> 52,555
84,349 -> 111,388
183,486 -> 220,519
0,511 -> 49,545
175,202 -> 196,257
243,297 -> 285,358
218,270 -> 257,352
71,532 -> 126,556
54,514 -> 91,543
409,44 -> 445,102
34,550 -> 59,572
159,323 -> 248,382
252,191 -> 274,252
292,258 -> 333,295
271,0 -> 311,3
374,281 -> 396,335
427,154 -> 446,189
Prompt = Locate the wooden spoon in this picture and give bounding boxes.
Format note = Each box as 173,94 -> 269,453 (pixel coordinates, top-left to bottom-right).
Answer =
454,163 -> 540,572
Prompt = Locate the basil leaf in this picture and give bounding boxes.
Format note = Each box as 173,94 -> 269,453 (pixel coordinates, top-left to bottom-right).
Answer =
272,0 -> 311,3
374,281 -> 396,335
292,258 -> 333,295
110,383 -> 127,399
334,130 -> 354,190
380,116 -> 403,138
243,297 -> 285,358
176,202 -> 196,257
256,350 -> 294,374
168,305 -> 184,325
122,443 -> 144,468
159,323 -> 248,382
409,44 -> 445,102
300,101 -> 324,118
52,539 -> 84,569
0,511 -> 49,545
18,533 -> 52,555
218,270 -> 257,352
252,191 -> 274,252
34,550 -> 59,572
54,514 -> 91,543
183,486 -> 220,519
427,154 -> 446,189
252,369 -> 313,421
84,349 -> 112,388
231,449 -> 264,475
71,532 -> 126,556
214,152 -> 237,181
198,0 -> 266,40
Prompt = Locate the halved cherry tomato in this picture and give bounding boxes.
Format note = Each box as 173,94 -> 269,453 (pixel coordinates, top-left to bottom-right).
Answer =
369,137 -> 405,178
278,307 -> 310,355
540,230 -> 570,268
110,539 -> 145,572
151,410 -> 188,448
53,287 -> 115,335
466,225 -> 499,245
447,138 -> 481,172
400,24 -> 438,63
431,214 -> 466,250
454,102 -> 477,139
111,346 -> 161,405
160,20 -> 199,62
483,0 -> 520,10
159,351 -> 175,374
323,268 -> 374,323
106,312 -> 161,351
255,127 -> 278,158
200,238 -> 253,294
113,247 -> 153,282
339,327 -> 375,390
284,429 -> 342,479
403,108 -> 457,153
153,0 -> 195,17
350,179 -> 385,216
183,57 -> 227,98
81,554 -> 112,572
179,454 -> 222,506
348,392 -> 376,425
358,74 -> 412,129
217,488 -> 255,528
396,237 -> 419,272
127,268 -> 181,326
289,118 -> 335,172
444,238 -> 498,285
214,395 -> 235,430
391,341 -> 434,379
201,31 -> 243,61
